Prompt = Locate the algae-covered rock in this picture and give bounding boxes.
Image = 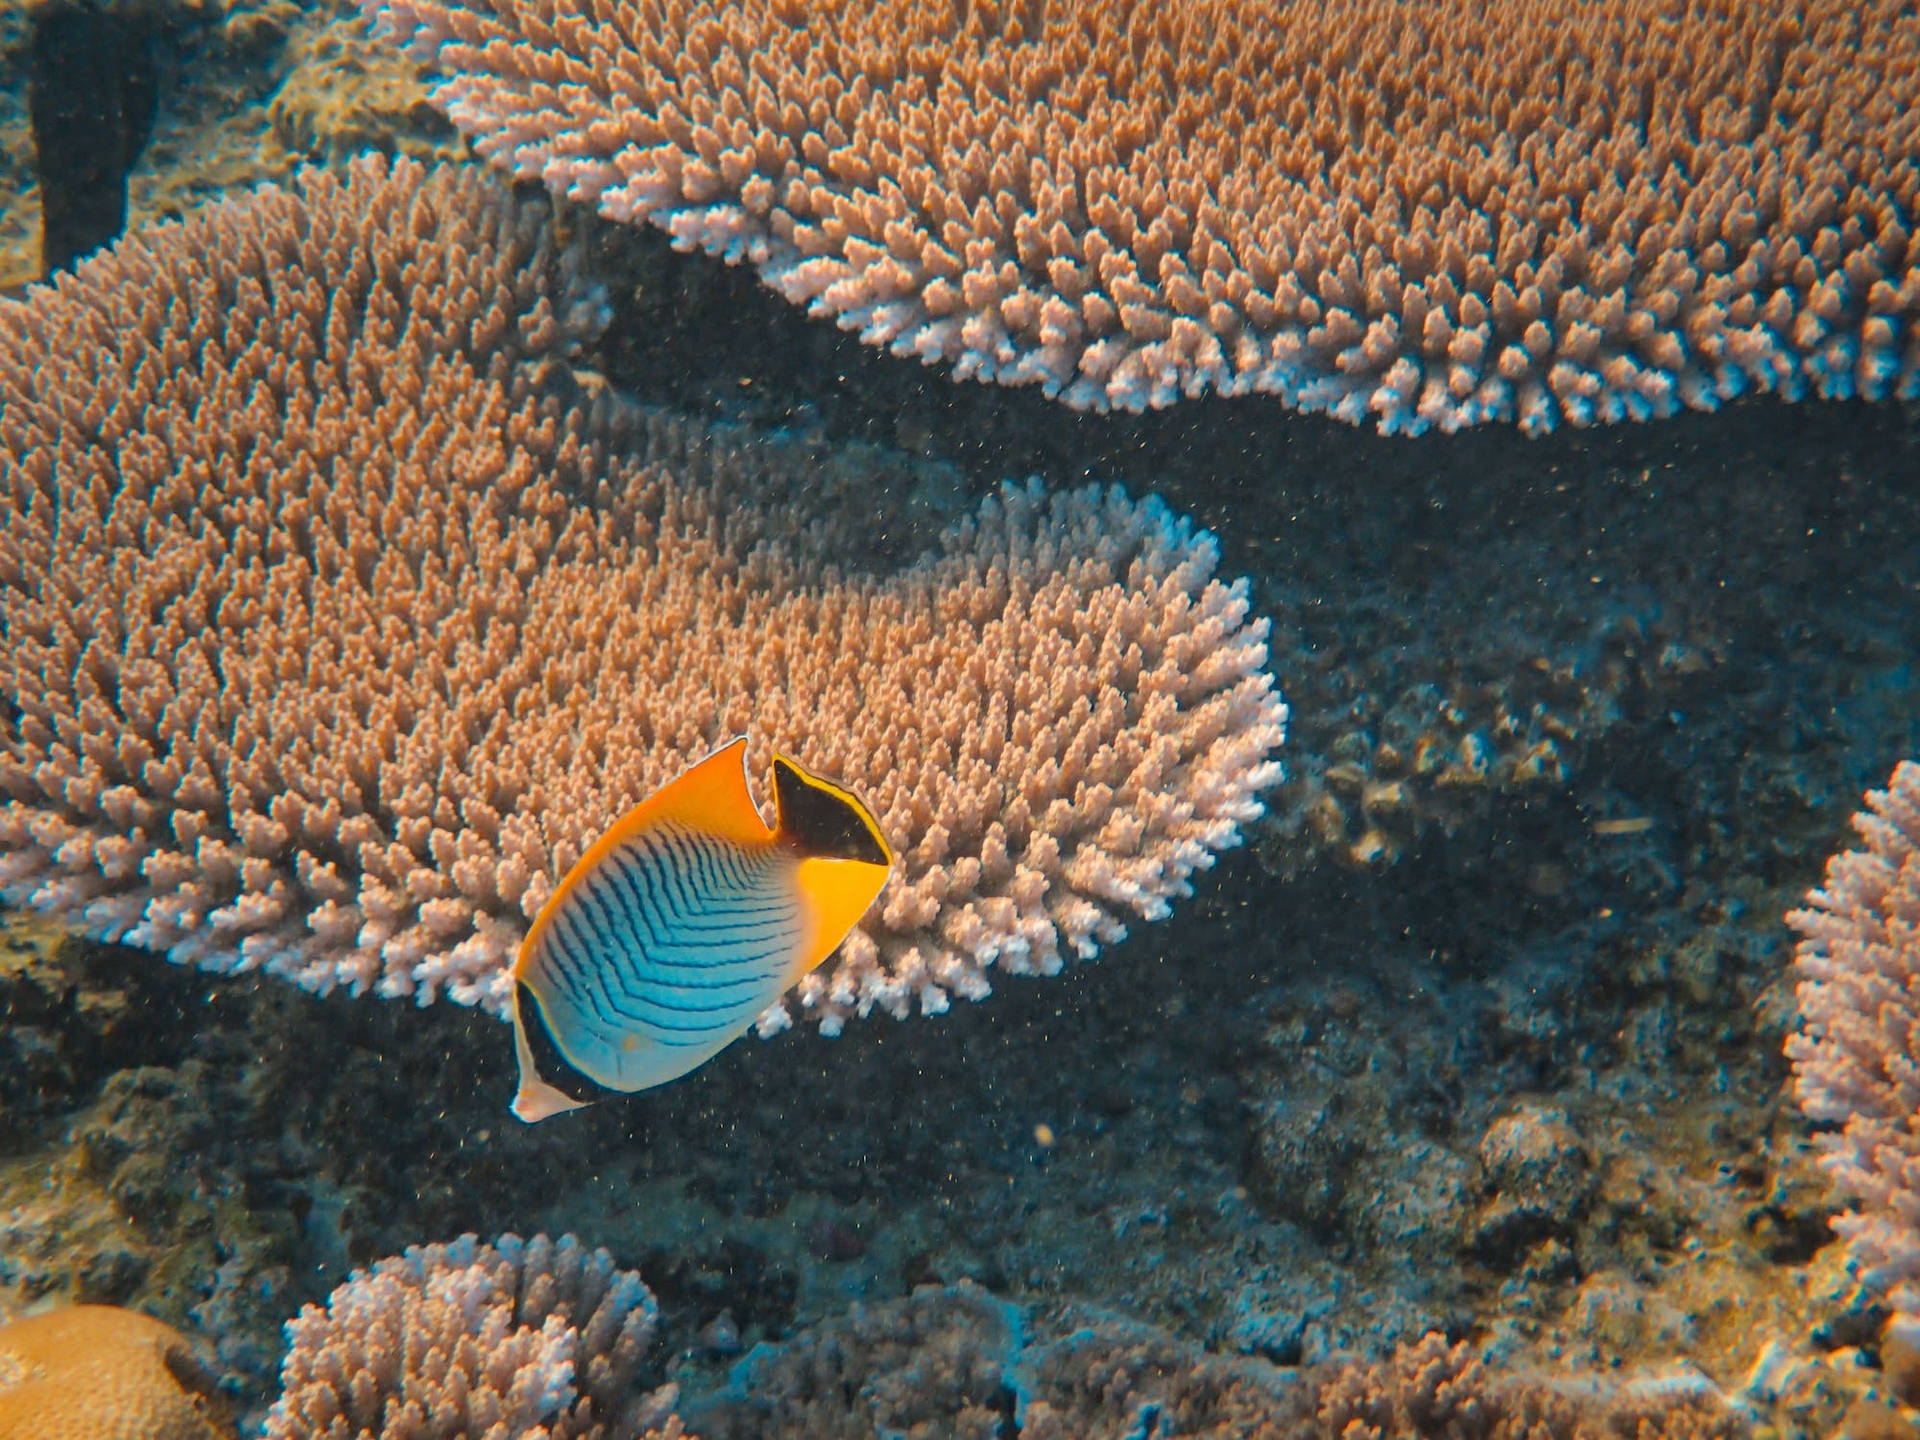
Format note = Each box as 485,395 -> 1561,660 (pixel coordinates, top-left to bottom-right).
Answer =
1468,1105 -> 1595,1263
0,913 -> 182,1146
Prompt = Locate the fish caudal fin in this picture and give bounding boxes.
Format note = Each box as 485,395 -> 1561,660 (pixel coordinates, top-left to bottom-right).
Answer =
772,754 -> 893,988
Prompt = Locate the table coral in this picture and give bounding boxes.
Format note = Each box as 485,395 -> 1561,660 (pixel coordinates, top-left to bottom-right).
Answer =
0,154 -> 1285,1032
366,0 -> 1920,432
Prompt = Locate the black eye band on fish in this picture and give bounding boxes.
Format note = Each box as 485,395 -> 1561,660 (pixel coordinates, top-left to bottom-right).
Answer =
514,982 -> 623,1108
509,738 -> 893,1122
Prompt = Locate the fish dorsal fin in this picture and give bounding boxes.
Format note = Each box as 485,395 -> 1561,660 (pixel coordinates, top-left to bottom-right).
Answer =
600,736 -> 774,852
772,754 -> 893,866
772,753 -> 894,990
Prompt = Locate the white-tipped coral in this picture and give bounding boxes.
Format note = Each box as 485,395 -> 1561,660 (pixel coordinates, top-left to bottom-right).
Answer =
265,1233 -> 671,1440
366,0 -> 1920,432
0,154 -> 1285,1032
1787,760 -> 1920,1324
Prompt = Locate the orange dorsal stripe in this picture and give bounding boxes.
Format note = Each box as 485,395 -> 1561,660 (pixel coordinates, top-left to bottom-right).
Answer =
516,737 -> 773,980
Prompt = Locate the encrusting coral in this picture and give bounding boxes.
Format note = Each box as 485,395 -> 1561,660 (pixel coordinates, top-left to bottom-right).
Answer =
265,1233 -> 679,1440
1787,759 -> 1920,1326
0,154 -> 1285,1032
364,0 -> 1920,432
0,1304 -> 233,1440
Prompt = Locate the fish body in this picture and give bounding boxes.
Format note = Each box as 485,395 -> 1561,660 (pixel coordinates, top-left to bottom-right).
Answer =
510,738 -> 892,1122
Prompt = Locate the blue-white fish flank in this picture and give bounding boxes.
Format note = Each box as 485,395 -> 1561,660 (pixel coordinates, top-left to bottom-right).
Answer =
510,738 -> 892,1121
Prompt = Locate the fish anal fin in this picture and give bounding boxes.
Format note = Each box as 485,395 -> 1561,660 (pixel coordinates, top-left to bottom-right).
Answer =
513,1075 -> 588,1124
511,979 -> 623,1122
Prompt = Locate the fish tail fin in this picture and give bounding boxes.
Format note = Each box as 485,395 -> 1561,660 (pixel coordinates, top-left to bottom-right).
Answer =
771,755 -> 893,867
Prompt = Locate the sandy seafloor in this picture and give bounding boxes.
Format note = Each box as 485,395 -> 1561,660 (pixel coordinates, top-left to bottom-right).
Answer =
3,3 -> 1920,1437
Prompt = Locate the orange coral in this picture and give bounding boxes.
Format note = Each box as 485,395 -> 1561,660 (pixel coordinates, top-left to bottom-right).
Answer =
368,0 -> 1920,432
0,1305 -> 232,1440
0,155 -> 1284,1031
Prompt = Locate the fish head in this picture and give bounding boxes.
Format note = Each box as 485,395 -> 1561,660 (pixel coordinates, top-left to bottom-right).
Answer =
511,1072 -> 589,1124
510,979 -> 597,1123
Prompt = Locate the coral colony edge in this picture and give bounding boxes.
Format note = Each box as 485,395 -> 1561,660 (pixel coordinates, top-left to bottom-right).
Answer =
364,0 -> 1920,433
2,1 -> 1920,1439
0,159 -> 1286,1040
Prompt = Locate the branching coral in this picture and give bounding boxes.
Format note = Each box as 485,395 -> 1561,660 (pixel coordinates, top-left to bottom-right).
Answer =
0,153 -> 1285,1031
688,1287 -> 1745,1439
367,0 -> 1920,432
265,1233 -> 673,1440
1787,759 -> 1920,1323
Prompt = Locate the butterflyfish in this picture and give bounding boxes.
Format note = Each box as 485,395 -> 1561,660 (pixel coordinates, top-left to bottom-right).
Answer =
510,737 -> 893,1123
